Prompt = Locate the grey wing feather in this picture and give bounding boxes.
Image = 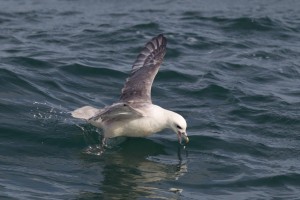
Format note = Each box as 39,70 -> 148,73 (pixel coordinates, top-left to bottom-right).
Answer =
120,34 -> 167,103
90,103 -> 144,122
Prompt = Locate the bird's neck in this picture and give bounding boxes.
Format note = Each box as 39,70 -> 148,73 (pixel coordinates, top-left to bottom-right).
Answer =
162,109 -> 178,129
147,105 -> 172,130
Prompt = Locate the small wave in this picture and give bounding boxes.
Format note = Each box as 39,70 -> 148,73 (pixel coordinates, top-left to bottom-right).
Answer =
184,83 -> 233,101
237,50 -> 285,61
0,67 -> 51,100
181,11 -> 286,32
156,70 -> 197,83
59,63 -> 125,78
131,22 -> 160,30
222,17 -> 279,31
58,11 -> 82,16
211,173 -> 300,188
3,56 -> 53,69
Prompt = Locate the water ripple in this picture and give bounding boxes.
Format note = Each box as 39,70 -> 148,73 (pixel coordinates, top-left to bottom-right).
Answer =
1,0 -> 300,199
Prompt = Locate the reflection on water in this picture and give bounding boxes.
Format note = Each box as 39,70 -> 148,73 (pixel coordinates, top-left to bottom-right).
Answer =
31,101 -> 189,199
78,138 -> 188,199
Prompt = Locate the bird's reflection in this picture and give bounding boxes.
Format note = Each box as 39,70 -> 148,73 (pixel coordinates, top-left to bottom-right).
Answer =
78,138 -> 188,199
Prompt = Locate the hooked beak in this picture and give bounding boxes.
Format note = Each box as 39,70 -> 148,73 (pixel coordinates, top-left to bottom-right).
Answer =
178,132 -> 189,144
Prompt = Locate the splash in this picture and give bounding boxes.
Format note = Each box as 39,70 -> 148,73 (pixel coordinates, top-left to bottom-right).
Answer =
31,101 -> 70,122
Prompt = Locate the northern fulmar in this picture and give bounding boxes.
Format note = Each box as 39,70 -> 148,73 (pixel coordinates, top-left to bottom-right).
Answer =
72,34 -> 189,145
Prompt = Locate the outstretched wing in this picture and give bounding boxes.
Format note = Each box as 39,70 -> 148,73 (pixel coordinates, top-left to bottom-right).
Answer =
120,34 -> 167,103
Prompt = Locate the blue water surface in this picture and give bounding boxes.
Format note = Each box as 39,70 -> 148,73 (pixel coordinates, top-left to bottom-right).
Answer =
1,0 -> 300,199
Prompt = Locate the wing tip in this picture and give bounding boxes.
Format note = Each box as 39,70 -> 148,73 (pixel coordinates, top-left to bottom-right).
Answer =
132,34 -> 167,71
154,33 -> 167,47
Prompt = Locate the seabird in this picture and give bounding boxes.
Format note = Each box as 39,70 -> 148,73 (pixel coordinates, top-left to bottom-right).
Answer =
72,34 -> 189,145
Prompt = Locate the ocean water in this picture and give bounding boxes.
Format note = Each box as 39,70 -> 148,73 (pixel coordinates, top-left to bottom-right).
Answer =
1,0 -> 300,199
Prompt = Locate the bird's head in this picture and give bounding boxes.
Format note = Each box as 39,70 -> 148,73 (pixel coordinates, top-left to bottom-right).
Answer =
168,111 -> 189,144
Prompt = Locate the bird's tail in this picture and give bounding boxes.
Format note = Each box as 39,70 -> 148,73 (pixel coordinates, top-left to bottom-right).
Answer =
71,106 -> 99,120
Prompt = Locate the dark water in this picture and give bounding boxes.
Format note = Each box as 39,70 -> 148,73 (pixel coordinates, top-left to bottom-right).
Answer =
1,0 -> 300,199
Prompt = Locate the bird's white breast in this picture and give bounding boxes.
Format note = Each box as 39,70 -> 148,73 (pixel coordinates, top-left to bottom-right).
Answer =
103,104 -> 169,138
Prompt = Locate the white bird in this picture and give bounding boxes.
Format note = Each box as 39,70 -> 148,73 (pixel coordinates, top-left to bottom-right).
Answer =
72,34 -> 189,145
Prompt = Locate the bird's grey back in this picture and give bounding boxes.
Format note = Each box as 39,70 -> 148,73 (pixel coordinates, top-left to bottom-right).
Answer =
120,34 -> 167,104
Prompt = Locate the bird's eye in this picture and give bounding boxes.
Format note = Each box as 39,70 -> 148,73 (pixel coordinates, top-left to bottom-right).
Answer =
176,125 -> 182,129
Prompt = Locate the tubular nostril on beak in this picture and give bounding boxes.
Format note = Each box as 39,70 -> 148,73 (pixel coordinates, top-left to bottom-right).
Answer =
178,132 -> 189,144
182,132 -> 189,144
